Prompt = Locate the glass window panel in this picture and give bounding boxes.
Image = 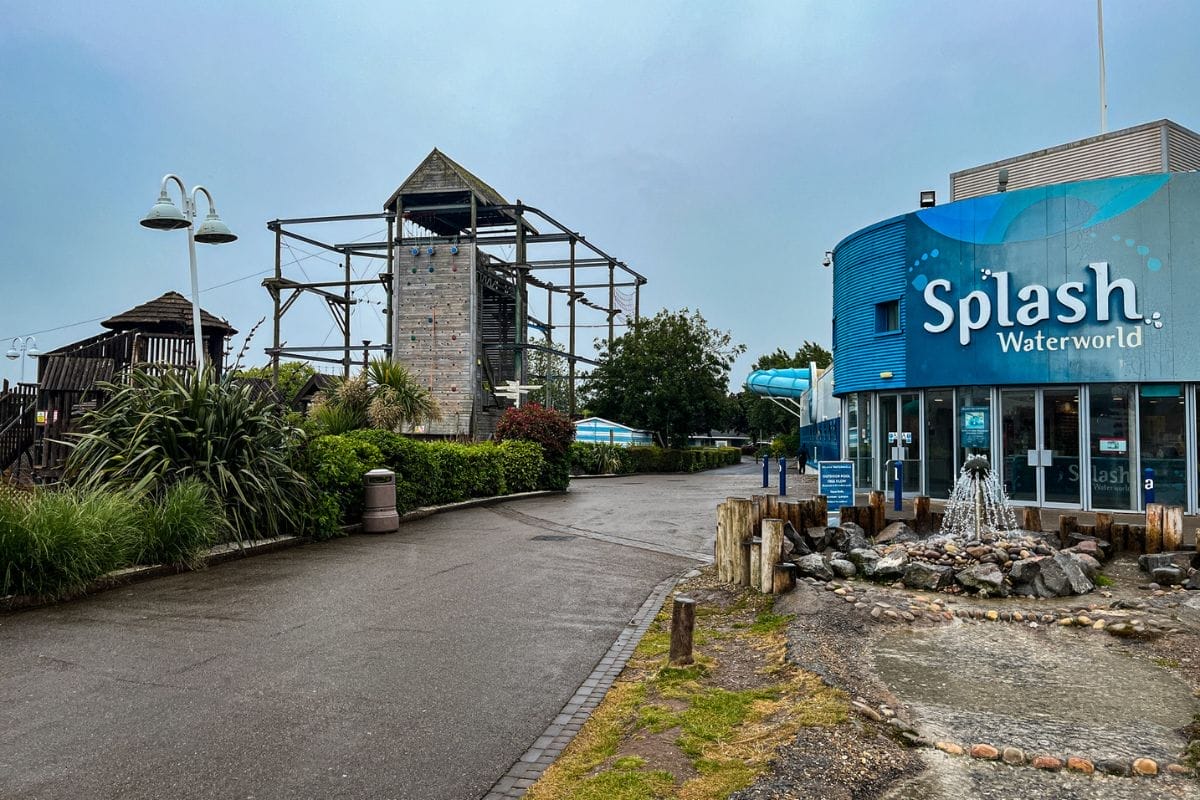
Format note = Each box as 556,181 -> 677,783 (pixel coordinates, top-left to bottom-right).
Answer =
1140,384 -> 1185,506
957,386 -> 992,468
1042,388 -> 1080,505
1000,390 -> 1037,502
1090,383 -> 1135,510
925,389 -> 955,499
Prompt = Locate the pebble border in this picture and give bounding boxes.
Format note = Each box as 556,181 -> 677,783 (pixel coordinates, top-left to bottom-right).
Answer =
482,569 -> 694,799
849,705 -> 1191,779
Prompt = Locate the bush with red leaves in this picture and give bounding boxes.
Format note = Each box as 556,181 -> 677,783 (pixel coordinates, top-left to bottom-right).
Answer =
495,403 -> 574,489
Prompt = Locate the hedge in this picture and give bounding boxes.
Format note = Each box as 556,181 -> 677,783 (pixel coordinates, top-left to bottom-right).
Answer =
308,431 -> 550,533
569,443 -> 741,475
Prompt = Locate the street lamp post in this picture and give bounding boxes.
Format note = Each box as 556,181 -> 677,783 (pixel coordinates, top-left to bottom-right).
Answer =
5,336 -> 40,384
139,174 -> 237,373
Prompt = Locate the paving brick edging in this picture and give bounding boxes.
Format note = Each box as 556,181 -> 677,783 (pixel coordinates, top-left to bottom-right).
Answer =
482,569 -> 696,799
0,489 -> 565,614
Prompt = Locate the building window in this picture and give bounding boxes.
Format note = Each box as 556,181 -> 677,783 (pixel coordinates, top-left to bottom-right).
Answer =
875,300 -> 900,333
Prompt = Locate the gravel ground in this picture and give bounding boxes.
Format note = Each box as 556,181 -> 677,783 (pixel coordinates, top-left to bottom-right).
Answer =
728,555 -> 1200,799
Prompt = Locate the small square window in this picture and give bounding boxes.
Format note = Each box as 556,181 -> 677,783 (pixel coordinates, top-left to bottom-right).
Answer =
875,300 -> 900,333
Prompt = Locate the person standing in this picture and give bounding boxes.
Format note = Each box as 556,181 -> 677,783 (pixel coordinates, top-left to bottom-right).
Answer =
797,443 -> 809,475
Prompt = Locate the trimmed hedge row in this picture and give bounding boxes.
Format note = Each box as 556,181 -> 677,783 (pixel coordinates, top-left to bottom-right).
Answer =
306,430 -> 548,534
570,443 -> 741,476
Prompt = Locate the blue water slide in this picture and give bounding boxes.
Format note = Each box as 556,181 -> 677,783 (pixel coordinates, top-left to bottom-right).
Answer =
744,368 -> 811,398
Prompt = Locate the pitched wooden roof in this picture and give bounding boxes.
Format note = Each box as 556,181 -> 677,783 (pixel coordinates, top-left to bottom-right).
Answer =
383,149 -> 536,236
385,148 -> 509,209
101,291 -> 237,335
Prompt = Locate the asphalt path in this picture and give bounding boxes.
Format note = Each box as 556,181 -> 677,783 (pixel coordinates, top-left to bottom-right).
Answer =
0,460 -> 764,800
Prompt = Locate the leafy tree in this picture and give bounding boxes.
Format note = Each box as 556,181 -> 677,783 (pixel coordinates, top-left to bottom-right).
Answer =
524,340 -> 571,412
234,361 -> 318,405
740,342 -> 831,440
582,309 -> 745,448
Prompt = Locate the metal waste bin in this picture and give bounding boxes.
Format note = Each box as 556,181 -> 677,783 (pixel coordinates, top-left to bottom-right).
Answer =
362,468 -> 400,534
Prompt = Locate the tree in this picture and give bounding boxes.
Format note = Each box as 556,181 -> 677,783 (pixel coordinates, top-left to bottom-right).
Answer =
233,361 -> 318,405
524,340 -> 571,412
582,309 -> 745,448
307,358 -> 441,435
740,342 -> 832,440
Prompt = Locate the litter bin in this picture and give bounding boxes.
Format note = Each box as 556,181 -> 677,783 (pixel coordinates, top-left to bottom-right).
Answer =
363,468 -> 400,533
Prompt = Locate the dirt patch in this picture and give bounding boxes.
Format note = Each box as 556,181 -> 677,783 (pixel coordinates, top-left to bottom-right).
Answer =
526,568 -> 853,800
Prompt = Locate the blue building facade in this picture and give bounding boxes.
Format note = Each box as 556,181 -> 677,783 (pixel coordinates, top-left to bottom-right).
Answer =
832,171 -> 1200,512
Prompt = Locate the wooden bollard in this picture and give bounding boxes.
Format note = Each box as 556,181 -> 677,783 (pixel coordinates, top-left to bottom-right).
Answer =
749,537 -> 763,591
728,497 -> 753,585
914,496 -> 931,534
814,495 -> 828,527
1058,515 -> 1077,548
761,519 -> 785,593
1146,503 -> 1164,554
772,562 -> 797,594
1142,503 -> 1161,554
1022,506 -> 1043,534
868,491 -> 885,537
1094,512 -> 1112,544
1164,505 -> 1183,552
669,595 -> 695,665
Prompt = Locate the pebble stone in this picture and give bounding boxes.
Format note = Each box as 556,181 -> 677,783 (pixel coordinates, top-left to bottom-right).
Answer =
935,741 -> 964,756
1066,756 -> 1094,774
1032,755 -> 1063,770
1001,746 -> 1025,765
1132,757 -> 1159,776
1166,763 -> 1191,775
969,743 -> 1000,760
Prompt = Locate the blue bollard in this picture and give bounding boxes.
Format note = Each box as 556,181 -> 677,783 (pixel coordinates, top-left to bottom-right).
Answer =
1144,467 -> 1156,506
779,456 -> 787,496
762,455 -> 769,488
893,461 -> 903,511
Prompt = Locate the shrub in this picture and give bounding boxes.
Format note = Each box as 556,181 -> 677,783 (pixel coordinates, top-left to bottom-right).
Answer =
130,479 -> 228,568
305,435 -> 385,537
499,440 -> 544,492
66,369 -> 311,542
0,488 -> 139,598
495,403 -> 574,490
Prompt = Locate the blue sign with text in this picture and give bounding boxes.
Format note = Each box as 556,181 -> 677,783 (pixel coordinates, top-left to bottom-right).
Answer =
819,461 -> 855,512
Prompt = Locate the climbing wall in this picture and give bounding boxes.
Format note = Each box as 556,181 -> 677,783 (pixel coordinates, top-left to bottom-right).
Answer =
392,241 -> 478,436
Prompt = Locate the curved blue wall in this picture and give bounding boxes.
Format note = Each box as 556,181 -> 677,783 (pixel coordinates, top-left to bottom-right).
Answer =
831,171 -> 1200,395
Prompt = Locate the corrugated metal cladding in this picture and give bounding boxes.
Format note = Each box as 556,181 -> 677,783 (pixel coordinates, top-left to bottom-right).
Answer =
831,219 -> 907,395
952,125 -> 1165,200
1168,125 -> 1200,171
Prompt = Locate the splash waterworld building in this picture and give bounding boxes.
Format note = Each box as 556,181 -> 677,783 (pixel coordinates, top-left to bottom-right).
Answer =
813,120 -> 1200,514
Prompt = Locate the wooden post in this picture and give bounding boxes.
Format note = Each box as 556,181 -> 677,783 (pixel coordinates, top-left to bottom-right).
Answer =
1022,506 -> 1043,534
1093,512 -> 1113,544
814,495 -> 828,527
749,538 -> 763,591
914,496 -> 931,534
1110,523 -> 1127,553
1164,506 -> 1183,552
761,519 -> 785,593
728,497 -> 753,586
669,595 -> 695,665
1145,503 -> 1164,554
1058,515 -> 1077,548
772,562 -> 797,594
868,491 -> 885,537
715,501 -> 731,582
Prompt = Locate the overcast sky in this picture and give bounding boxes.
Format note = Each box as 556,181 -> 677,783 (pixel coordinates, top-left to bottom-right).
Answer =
3,1 -> 1200,389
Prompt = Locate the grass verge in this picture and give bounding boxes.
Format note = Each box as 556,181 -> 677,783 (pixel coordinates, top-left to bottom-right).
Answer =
526,569 -> 848,800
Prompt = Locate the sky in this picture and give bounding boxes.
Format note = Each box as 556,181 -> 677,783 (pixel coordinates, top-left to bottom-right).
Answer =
3,0 -> 1200,390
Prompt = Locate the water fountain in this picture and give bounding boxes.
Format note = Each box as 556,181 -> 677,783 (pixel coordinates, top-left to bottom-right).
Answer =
939,456 -> 1019,541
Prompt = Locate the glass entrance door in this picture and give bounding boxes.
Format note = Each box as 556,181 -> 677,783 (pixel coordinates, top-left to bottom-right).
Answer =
878,394 -> 921,494
1000,387 -> 1081,507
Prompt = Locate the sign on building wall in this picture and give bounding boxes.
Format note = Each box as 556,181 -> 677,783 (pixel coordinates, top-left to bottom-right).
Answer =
904,172 -> 1200,386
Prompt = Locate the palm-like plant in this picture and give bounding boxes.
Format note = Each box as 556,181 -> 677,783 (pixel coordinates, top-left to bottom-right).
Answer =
366,358 -> 441,432
65,369 -> 311,541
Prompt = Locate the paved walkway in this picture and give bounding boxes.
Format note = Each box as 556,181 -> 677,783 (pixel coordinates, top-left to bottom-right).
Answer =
0,462 -> 761,800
